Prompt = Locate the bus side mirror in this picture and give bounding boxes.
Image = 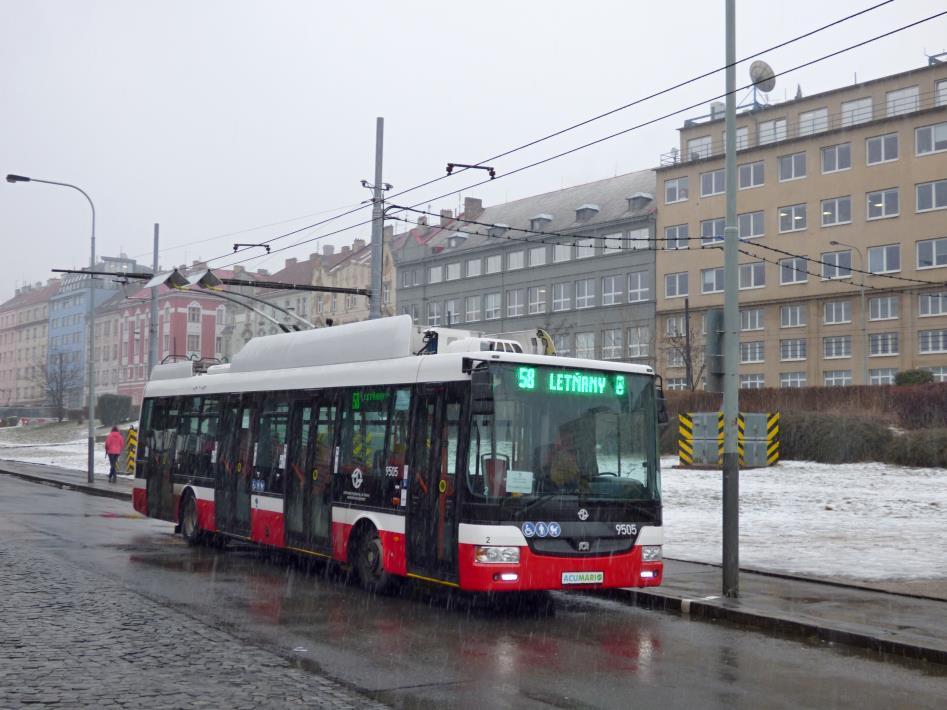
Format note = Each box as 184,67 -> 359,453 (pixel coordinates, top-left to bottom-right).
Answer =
655,375 -> 670,430
470,368 -> 494,416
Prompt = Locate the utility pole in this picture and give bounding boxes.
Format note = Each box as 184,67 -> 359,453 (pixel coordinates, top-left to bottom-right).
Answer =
722,0 -> 740,598
369,117 -> 385,320
149,224 -> 159,377
684,298 -> 693,390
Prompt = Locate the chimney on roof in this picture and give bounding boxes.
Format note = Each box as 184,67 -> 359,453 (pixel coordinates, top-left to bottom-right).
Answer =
440,209 -> 453,226
256,268 -> 269,276
285,257 -> 297,267
383,225 -> 393,241
323,245 -> 335,257
341,246 -> 351,255
353,238 -> 366,251
463,197 -> 484,220
309,252 -> 321,263
417,215 -> 427,226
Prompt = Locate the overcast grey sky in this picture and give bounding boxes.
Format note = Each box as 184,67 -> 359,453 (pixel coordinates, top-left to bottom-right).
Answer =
2,0 -> 945,301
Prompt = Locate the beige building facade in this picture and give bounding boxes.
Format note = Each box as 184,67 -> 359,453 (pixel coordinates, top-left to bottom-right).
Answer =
655,62 -> 947,389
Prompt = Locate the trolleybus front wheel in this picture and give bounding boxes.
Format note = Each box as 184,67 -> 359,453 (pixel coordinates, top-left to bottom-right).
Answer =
354,527 -> 397,595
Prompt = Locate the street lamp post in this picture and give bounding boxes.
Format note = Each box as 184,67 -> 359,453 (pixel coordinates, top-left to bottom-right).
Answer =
830,239 -> 868,385
7,174 -> 97,484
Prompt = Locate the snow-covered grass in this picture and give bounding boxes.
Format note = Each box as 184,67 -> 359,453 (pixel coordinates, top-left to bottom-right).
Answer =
661,456 -> 947,581
2,423 -> 944,580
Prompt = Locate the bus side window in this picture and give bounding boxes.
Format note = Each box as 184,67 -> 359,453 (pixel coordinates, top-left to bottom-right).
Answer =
253,393 -> 289,495
198,396 -> 220,484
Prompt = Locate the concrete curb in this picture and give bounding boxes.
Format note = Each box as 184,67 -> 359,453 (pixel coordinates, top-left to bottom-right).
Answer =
604,587 -> 947,667
0,467 -> 131,502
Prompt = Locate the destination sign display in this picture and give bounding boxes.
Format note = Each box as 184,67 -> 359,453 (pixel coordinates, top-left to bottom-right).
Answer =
515,366 -> 626,397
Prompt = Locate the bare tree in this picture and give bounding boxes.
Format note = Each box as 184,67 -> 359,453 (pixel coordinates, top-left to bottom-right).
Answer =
662,323 -> 705,391
31,352 -> 83,422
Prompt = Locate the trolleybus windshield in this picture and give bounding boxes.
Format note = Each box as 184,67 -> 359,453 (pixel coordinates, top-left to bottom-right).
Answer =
465,363 -> 660,504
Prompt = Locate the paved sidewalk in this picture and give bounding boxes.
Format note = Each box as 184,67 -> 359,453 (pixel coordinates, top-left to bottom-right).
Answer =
3,459 -> 946,667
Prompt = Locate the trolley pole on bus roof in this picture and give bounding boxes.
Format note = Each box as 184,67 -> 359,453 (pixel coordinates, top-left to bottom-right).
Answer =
369,117 -> 386,320
722,0 -> 741,598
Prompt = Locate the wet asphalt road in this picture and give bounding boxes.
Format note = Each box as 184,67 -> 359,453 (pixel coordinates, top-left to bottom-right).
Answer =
2,476 -> 945,709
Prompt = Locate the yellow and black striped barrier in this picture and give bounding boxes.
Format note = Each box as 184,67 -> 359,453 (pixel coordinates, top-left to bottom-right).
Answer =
715,413 -> 745,465
678,413 -> 694,465
123,427 -> 138,475
766,412 -> 780,465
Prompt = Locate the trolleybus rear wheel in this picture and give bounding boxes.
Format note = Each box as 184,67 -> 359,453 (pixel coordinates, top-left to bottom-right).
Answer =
180,493 -> 202,546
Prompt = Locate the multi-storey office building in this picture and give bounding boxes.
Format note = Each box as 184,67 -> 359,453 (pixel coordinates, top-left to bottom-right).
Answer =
394,171 -> 657,363
655,61 -> 947,389
0,280 -> 60,407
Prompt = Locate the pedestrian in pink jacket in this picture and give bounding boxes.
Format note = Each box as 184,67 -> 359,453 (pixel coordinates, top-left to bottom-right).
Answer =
104,426 -> 124,483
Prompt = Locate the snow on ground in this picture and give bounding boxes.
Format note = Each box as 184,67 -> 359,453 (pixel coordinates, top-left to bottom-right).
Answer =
1,424 -> 944,581
661,456 -> 947,581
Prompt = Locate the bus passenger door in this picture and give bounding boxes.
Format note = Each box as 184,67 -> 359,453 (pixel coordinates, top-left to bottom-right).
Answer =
284,400 -> 314,549
406,385 -> 461,581
309,396 -> 337,550
232,398 -> 257,537
284,395 -> 336,552
214,396 -> 241,534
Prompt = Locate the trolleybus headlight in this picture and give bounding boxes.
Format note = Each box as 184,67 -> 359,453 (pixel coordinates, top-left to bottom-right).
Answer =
642,545 -> 662,562
474,546 -> 521,564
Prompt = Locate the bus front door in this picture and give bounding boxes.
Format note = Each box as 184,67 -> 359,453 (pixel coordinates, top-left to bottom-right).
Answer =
284,396 -> 336,552
406,385 -> 461,582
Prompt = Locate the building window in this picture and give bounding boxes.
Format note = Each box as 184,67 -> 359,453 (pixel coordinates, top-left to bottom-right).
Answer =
575,279 -> 596,309
738,160 -> 764,189
820,250 -> 852,279
626,227 -> 650,251
701,267 -> 725,294
506,289 -> 525,317
824,370 -> 853,386
444,262 -> 460,281
823,335 -> 852,358
919,292 -> 947,317
886,85 -> 919,116
869,295 -> 899,321
869,368 -> 898,385
841,97 -> 872,126
186,334 -> 200,352
821,143 -> 851,173
627,271 -> 650,302
465,295 -> 480,322
866,133 -> 898,165
740,341 -> 764,364
926,366 -> 947,382
553,334 -> 571,357
687,136 -> 712,160
780,256 -> 808,285
740,308 -> 763,331
868,244 -> 900,274
575,332 -> 595,359
920,329 -> 947,353
740,374 -> 765,389
821,196 -> 852,226
798,107 -> 828,136
602,329 -> 622,359
187,306 -> 201,323
778,204 -> 807,233
528,246 -> 547,267
428,265 -> 443,284
575,238 -> 595,259
485,255 -> 502,274
917,237 -> 947,269
916,121 -> 947,156
552,283 -> 571,311
722,126 -> 749,152
665,176 -> 689,204
465,258 -> 481,278
739,261 -> 765,289
666,378 -> 689,391
427,302 -> 441,326
527,286 -> 547,314
667,349 -> 684,368
700,217 -> 725,245
444,299 -> 460,325
700,168 -> 725,197
937,80 -> 947,107
665,272 -> 688,299
738,211 -> 764,239
916,179 -> 947,213
666,315 -> 685,337
484,293 -> 501,320
780,338 -> 807,361
601,275 -> 623,305
758,118 -> 787,145
866,188 -> 899,220
664,224 -> 689,250
824,300 -> 852,325
627,326 -> 650,358
552,243 -> 572,262
507,251 -> 524,270
869,332 -> 899,356
778,152 -> 806,181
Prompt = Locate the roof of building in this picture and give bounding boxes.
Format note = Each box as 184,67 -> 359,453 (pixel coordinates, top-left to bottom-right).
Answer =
0,280 -> 61,313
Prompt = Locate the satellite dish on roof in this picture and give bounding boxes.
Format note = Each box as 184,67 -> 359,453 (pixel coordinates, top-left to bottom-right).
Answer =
749,60 -> 776,93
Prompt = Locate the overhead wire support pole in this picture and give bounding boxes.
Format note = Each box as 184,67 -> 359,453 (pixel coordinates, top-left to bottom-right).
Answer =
149,224 -> 159,378
722,0 -> 740,598
369,117 -> 385,320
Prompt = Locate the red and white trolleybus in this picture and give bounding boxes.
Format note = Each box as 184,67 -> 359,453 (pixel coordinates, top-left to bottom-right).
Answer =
133,315 -> 664,593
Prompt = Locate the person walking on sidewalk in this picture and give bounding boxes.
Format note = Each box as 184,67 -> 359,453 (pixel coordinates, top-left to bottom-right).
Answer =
104,426 -> 125,483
